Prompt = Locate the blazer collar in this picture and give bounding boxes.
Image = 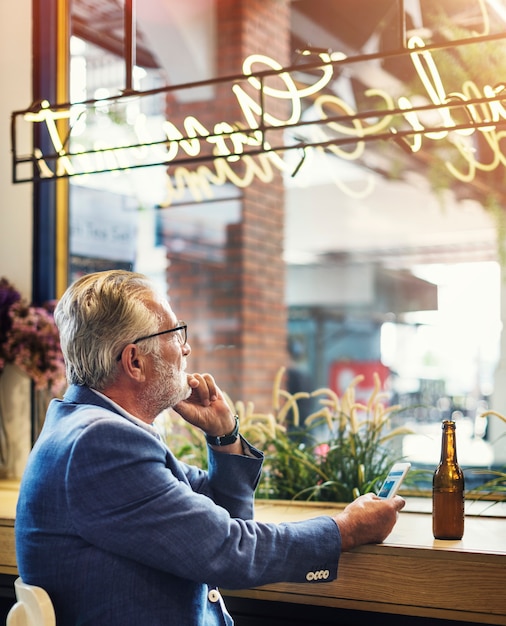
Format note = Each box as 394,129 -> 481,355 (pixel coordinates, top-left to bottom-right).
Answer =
61,385 -> 163,441
63,385 -> 122,415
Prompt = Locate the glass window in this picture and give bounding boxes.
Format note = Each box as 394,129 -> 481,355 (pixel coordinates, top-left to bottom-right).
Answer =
63,0 -> 506,492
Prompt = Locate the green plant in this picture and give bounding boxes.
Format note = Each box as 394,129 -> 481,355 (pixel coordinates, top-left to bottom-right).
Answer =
256,368 -> 412,502
467,410 -> 506,501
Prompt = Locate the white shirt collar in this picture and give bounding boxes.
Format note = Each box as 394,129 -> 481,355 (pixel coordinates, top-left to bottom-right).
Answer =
90,388 -> 161,440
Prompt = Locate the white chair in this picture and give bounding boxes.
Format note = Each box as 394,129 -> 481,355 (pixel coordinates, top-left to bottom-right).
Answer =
6,577 -> 56,626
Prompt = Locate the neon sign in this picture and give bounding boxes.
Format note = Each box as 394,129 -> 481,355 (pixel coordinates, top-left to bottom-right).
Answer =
12,34 -> 506,204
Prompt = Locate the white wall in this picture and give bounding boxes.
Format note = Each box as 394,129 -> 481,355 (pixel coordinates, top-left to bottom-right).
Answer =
0,0 -> 33,478
0,2 -> 32,287
491,269 -> 506,465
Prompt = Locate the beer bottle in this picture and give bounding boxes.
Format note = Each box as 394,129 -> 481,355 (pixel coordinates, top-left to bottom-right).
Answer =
432,419 -> 465,539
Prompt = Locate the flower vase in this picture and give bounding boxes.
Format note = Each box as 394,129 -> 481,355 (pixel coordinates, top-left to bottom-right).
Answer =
0,364 -> 31,479
0,375 -> 8,478
32,386 -> 54,443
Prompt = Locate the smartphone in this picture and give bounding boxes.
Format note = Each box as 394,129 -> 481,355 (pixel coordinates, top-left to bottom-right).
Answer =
377,462 -> 411,499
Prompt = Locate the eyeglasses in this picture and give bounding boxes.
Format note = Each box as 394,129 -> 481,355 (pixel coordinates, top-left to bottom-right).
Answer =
116,322 -> 187,361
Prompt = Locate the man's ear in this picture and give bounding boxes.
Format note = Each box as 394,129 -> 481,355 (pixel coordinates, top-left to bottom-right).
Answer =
120,345 -> 147,381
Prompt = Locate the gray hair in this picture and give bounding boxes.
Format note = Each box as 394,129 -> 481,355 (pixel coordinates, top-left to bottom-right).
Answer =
54,270 -> 162,390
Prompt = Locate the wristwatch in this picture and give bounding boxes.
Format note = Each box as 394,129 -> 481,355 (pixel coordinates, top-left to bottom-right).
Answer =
205,415 -> 240,446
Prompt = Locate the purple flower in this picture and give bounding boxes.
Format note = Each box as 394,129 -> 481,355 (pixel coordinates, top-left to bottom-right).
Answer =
0,278 -> 21,346
0,278 -> 66,394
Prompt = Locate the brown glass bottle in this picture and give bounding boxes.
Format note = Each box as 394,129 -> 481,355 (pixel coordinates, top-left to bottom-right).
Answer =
432,420 -> 465,539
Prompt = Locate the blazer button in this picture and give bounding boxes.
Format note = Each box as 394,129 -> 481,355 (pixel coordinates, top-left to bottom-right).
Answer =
208,589 -> 221,603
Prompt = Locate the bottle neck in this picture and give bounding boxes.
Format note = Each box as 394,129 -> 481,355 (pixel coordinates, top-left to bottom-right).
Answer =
440,421 -> 458,464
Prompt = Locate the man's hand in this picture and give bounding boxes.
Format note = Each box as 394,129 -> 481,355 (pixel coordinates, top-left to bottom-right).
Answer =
334,492 -> 406,551
173,373 -> 242,453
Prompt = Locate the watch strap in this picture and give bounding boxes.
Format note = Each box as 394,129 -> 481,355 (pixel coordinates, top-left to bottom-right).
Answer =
205,414 -> 240,446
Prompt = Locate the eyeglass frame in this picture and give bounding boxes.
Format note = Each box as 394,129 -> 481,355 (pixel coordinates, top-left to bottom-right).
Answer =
116,322 -> 187,361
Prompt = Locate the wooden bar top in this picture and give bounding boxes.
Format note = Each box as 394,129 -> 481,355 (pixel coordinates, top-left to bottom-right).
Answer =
0,480 -> 18,576
2,481 -> 505,623
253,498 -> 506,555
226,499 -> 506,624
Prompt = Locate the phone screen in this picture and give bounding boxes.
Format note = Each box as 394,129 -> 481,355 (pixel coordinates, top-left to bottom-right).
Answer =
378,462 -> 411,498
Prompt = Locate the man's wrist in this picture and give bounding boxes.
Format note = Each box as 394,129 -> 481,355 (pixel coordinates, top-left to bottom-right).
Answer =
205,415 -> 240,446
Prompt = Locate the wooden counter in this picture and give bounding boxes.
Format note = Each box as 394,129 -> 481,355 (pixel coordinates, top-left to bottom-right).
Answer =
227,500 -> 506,625
0,480 -> 18,576
2,482 -> 505,624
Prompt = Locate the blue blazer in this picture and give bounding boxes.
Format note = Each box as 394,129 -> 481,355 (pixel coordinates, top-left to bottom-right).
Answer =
15,385 -> 341,625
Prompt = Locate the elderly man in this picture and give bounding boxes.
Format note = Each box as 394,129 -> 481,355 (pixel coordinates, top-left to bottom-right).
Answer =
15,270 -> 404,626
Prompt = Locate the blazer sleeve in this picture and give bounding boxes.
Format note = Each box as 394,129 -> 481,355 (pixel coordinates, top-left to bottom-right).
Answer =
65,417 -> 341,590
175,436 -> 263,520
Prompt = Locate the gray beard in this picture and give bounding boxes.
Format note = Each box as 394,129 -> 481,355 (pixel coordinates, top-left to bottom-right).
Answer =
141,356 -> 190,419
